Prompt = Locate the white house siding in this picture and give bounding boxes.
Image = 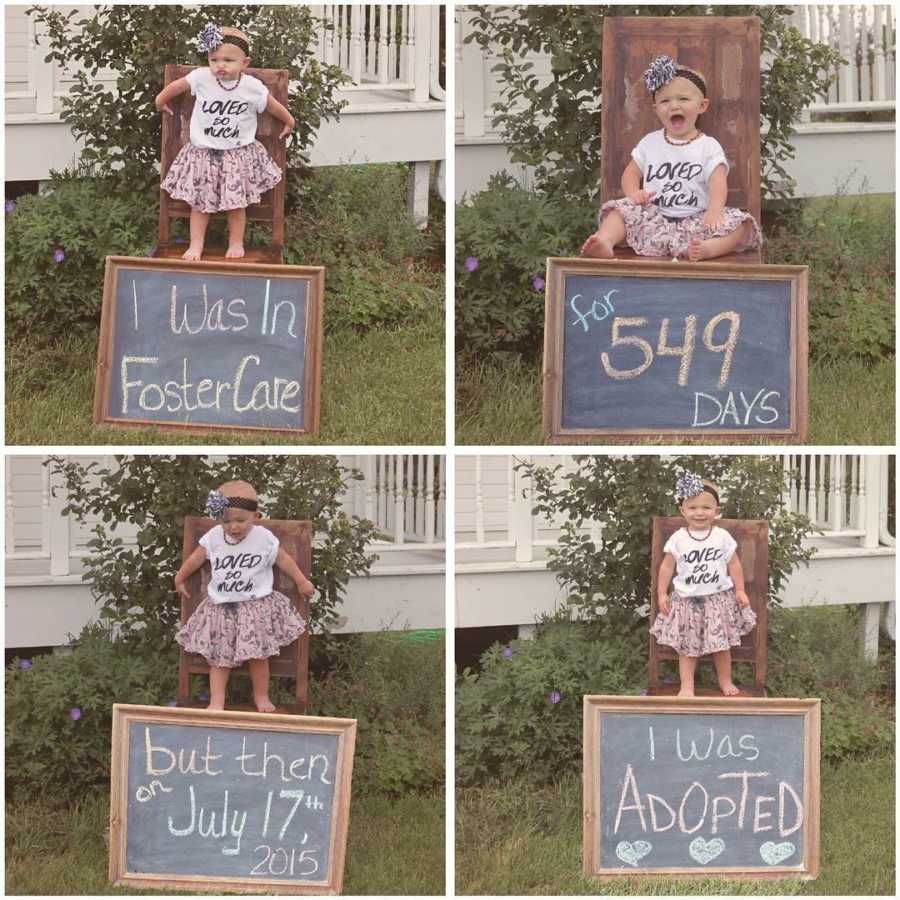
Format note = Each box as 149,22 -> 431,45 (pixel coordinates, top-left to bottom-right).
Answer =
5,454 -> 445,648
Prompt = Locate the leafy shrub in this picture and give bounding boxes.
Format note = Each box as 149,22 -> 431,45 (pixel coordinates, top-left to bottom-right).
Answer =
28,4 -> 346,192
765,190 -> 895,363
456,174 -> 595,357
309,633 -> 444,794
767,605 -> 894,763
284,165 -> 440,330
5,176 -> 157,335
48,455 -> 377,648
6,626 -> 178,799
456,618 -> 645,786
520,455 -> 818,632
465,5 -> 841,202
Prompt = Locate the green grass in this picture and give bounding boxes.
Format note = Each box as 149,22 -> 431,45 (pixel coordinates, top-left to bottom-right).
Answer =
5,788 -> 444,895
5,309 -> 444,445
456,355 -> 895,445
456,755 -> 894,894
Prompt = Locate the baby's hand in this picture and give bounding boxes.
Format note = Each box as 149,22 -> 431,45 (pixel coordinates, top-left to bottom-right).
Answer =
174,579 -> 190,602
627,189 -> 655,205
703,208 -> 725,232
278,117 -> 295,140
156,99 -> 174,117
657,594 -> 670,616
736,589 -> 751,608
297,580 -> 316,601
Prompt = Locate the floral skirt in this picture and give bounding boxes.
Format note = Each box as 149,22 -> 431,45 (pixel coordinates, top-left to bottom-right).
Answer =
649,587 -> 757,657
599,198 -> 762,258
175,590 -> 306,669
161,141 -> 282,213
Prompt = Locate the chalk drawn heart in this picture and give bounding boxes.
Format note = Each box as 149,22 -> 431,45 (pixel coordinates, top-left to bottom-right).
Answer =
615,840 -> 652,867
688,836 -> 725,865
760,841 -> 796,865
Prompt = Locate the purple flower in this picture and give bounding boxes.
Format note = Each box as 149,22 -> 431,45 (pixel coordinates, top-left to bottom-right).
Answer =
637,688 -> 648,696
18,658 -> 32,670
661,676 -> 674,684
501,646 -> 513,658
5,200 -> 15,213
464,256 -> 479,272
548,690 -> 561,704
198,691 -> 209,701
167,699 -> 178,707
146,247 -> 157,257
532,275 -> 545,291
69,707 -> 82,721
53,248 -> 65,263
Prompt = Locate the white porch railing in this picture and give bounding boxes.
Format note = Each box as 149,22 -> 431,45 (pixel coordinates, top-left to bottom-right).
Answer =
314,4 -> 444,102
347,454 -> 446,547
791,4 -> 896,110
456,455 -> 894,559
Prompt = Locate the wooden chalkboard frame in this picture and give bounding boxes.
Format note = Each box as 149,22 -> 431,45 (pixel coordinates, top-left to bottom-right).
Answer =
582,695 -> 821,881
542,257 -> 808,443
93,256 -> 325,435
109,704 -> 356,895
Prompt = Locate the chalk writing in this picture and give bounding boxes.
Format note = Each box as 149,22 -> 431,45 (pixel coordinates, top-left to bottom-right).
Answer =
102,263 -> 318,432
570,289 -> 617,333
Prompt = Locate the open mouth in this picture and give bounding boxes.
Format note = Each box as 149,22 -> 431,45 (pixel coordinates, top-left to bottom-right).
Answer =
670,114 -> 685,128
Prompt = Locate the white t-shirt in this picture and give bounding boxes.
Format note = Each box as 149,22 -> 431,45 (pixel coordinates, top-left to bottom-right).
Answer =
664,525 -> 737,597
199,524 -> 279,603
631,129 -> 729,219
185,67 -> 269,150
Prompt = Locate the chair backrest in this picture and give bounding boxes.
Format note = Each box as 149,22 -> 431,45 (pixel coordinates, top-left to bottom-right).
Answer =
158,64 -> 288,248
177,516 -> 311,710
649,515 -> 768,694
600,16 -> 761,226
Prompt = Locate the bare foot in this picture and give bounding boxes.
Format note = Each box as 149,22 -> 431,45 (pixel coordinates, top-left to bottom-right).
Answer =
719,680 -> 740,697
581,233 -> 615,259
182,243 -> 204,261
207,699 -> 225,710
677,687 -> 695,698
254,695 -> 276,713
226,244 -> 245,260
687,238 -> 718,261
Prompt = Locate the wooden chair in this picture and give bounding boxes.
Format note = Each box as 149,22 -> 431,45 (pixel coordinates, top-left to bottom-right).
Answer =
177,516 -> 311,712
158,64 -> 288,264
600,16 -> 762,264
648,516 -> 768,696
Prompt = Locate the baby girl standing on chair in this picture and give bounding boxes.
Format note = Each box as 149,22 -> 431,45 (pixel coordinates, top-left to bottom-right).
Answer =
582,54 -> 762,262
174,480 -> 314,712
651,473 -> 756,697
155,24 -> 294,261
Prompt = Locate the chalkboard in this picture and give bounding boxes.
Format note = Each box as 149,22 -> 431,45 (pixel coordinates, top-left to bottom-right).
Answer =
109,704 -> 356,894
94,257 -> 324,435
583,696 -> 820,880
542,259 -> 808,442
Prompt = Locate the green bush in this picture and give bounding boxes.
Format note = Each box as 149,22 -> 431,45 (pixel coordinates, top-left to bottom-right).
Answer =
456,619 -> 645,786
456,174 -> 595,357
284,165 -> 440,331
465,5 -> 841,202
765,191 -> 895,363
308,633 -> 445,794
5,176 -> 157,334
767,605 -> 895,763
6,626 -> 179,799
28,4 -> 345,192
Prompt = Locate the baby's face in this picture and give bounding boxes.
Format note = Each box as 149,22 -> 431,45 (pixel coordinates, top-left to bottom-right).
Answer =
208,44 -> 250,82
221,505 -> 260,542
653,76 -> 709,138
679,491 -> 719,530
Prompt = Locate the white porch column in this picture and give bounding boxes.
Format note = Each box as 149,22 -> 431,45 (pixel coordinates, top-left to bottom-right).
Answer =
511,456 -> 534,563
48,460 -> 70,576
858,603 -> 881,664
407,160 -> 431,228
460,9 -> 486,138
861,455 -> 881,549
412,6 -> 432,102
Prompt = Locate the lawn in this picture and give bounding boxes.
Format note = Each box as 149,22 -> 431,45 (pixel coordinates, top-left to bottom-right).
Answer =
6,307 -> 444,445
456,754 -> 894,895
456,355 -> 894,446
5,788 -> 444,895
